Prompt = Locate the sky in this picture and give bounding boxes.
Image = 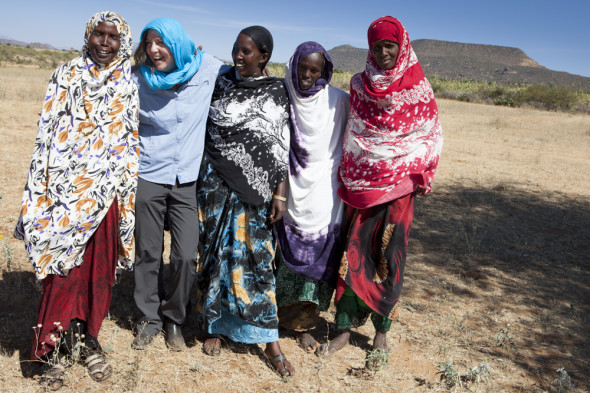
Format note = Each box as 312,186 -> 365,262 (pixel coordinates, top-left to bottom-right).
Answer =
1,0 -> 590,77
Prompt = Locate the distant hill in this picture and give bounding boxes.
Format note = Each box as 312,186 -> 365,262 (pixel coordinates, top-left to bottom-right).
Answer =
326,45 -> 368,73
0,38 -> 57,50
328,40 -> 590,92
0,43 -> 81,70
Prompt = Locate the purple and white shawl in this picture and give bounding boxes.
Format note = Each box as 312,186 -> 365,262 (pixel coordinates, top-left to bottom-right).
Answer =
275,42 -> 349,282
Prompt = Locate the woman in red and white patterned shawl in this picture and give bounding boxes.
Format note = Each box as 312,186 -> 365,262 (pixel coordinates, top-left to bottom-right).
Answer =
14,11 -> 139,388
317,16 -> 442,370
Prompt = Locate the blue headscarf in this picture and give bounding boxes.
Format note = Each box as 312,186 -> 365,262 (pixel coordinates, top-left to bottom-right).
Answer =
140,17 -> 203,90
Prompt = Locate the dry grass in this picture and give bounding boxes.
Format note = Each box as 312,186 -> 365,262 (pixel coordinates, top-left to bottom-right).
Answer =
1,65 -> 589,392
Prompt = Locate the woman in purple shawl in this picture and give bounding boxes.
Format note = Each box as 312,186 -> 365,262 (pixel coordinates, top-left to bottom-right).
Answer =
274,41 -> 349,352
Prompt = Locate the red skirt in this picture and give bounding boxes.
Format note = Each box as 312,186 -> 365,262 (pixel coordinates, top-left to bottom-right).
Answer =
31,199 -> 119,360
335,192 -> 415,320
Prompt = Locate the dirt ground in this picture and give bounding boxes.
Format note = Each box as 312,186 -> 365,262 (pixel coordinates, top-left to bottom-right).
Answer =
0,65 -> 589,392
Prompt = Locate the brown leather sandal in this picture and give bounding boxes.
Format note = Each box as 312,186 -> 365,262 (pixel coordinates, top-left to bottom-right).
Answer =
84,352 -> 113,382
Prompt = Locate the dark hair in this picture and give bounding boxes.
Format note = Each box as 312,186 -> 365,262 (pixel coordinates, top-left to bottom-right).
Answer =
239,25 -> 273,68
133,30 -> 151,67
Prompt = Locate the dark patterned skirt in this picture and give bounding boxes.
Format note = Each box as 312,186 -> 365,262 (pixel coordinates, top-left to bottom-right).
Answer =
31,199 -> 119,360
336,192 -> 415,321
196,157 -> 279,343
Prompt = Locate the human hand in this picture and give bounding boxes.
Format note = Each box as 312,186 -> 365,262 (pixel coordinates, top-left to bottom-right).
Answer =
269,198 -> 286,224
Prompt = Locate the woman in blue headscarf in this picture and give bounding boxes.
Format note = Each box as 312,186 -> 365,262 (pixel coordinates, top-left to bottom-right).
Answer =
131,17 -> 227,351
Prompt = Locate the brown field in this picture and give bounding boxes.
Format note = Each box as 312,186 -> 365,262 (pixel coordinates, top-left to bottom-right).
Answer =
0,64 -> 589,392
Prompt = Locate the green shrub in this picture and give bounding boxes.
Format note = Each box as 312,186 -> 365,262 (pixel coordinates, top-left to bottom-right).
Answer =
494,96 -> 515,107
483,85 -> 507,99
515,85 -> 578,111
457,93 -> 470,102
266,62 -> 285,78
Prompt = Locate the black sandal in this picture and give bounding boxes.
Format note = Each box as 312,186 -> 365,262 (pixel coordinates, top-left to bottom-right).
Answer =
39,363 -> 66,391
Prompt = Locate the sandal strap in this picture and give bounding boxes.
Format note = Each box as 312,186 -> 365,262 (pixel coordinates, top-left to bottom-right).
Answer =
85,352 -> 111,375
271,353 -> 288,374
43,363 -> 66,377
85,353 -> 105,367
271,353 -> 287,363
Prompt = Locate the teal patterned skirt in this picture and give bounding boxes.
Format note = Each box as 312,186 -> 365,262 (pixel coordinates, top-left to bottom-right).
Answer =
196,156 -> 279,343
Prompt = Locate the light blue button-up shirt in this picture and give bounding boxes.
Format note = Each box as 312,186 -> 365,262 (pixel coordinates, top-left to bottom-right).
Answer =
133,54 -> 229,185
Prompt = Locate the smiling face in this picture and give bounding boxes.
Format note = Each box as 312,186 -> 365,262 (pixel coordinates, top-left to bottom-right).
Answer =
88,21 -> 120,65
232,34 -> 269,77
371,39 -> 399,71
144,29 -> 176,73
297,52 -> 324,91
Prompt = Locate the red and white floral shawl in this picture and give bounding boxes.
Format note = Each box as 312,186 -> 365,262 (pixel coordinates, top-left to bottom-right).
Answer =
338,16 -> 443,209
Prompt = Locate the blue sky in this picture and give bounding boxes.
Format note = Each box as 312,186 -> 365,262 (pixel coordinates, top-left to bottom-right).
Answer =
2,0 -> 589,77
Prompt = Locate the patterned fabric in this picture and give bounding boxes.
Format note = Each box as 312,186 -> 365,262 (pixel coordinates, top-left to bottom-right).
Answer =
274,42 -> 349,282
139,17 -> 204,90
275,259 -> 334,331
338,16 -> 443,209
207,309 -> 279,344
337,192 -> 414,320
204,67 -> 290,206
196,156 -> 279,333
335,285 -> 393,332
32,200 -> 119,360
14,11 -> 139,280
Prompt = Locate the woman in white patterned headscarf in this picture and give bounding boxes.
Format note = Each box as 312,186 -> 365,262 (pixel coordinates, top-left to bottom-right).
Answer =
14,10 -> 139,390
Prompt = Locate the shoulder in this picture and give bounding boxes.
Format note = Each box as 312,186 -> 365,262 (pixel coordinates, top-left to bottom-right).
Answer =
264,77 -> 288,99
131,65 -> 143,85
327,85 -> 350,100
268,77 -> 287,90
49,56 -> 83,81
201,53 -> 230,74
327,85 -> 350,112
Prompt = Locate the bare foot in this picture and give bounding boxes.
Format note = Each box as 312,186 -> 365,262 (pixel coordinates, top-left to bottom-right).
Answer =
297,332 -> 319,353
202,336 -> 222,356
373,331 -> 388,351
264,341 -> 295,377
315,330 -> 351,357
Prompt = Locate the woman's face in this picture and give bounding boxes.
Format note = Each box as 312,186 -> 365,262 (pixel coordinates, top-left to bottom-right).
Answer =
297,52 -> 324,91
145,29 -> 176,73
88,21 -> 120,65
371,39 -> 399,71
232,34 -> 268,77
